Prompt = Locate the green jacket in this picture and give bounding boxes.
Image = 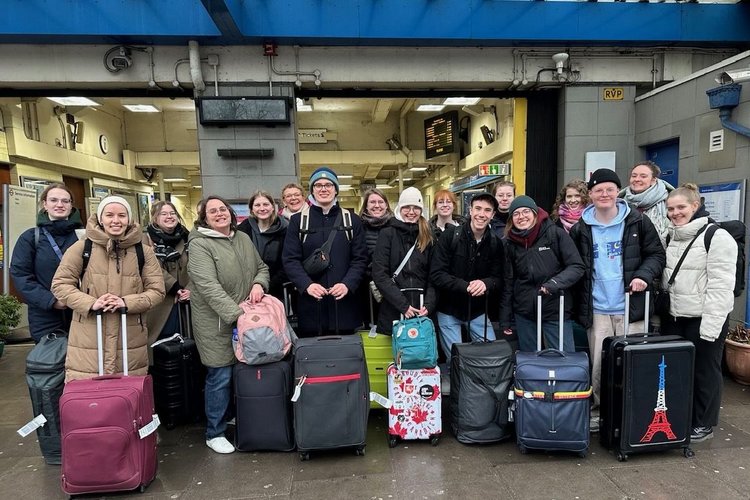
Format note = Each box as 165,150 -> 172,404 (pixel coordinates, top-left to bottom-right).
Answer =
187,227 -> 270,367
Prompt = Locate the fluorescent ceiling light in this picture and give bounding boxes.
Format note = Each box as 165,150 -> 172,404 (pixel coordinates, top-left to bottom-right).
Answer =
192,185 -> 202,189
296,98 -> 313,112
443,97 -> 481,105
375,184 -> 393,190
161,167 -> 189,182
123,104 -> 160,113
410,166 -> 428,171
170,193 -> 187,197
337,175 -> 353,179
416,104 -> 445,112
47,97 -> 100,106
338,184 -> 353,191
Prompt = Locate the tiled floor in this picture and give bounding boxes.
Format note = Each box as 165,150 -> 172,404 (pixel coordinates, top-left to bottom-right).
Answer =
2,342 -> 749,499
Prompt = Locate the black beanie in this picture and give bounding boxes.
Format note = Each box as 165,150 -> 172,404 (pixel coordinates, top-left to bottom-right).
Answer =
508,195 -> 538,215
587,168 -> 622,190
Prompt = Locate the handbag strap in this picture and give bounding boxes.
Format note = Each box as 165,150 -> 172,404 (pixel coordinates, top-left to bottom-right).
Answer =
667,224 -> 708,287
319,212 -> 343,255
392,243 -> 417,282
42,227 -> 64,261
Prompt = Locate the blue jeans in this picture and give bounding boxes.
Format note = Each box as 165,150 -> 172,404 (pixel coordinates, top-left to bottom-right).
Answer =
205,365 -> 233,440
437,312 -> 496,364
515,315 -> 575,353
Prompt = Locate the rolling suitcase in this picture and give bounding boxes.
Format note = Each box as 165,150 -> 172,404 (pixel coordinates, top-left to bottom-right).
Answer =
514,292 -> 591,456
600,290 -> 695,461
26,329 -> 67,465
450,296 -> 514,444
60,308 -> 158,495
386,364 -> 441,447
234,359 -> 294,451
360,288 -> 391,407
150,302 -> 205,429
293,333 -> 369,461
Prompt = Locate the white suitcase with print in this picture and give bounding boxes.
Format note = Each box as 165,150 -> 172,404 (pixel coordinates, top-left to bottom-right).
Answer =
386,364 -> 441,447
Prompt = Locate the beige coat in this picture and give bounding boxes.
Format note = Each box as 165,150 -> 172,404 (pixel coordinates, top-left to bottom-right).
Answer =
52,215 -> 165,381
142,232 -> 190,347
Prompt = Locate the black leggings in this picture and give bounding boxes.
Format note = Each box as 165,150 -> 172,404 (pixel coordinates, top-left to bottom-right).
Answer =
662,315 -> 729,428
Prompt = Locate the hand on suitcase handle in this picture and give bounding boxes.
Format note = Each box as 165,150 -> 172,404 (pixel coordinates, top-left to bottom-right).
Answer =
628,279 -> 648,293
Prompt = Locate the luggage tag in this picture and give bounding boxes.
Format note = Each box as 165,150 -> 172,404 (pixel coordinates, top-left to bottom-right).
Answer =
368,324 -> 378,338
151,333 -> 183,347
369,391 -> 392,409
507,390 -> 515,423
17,414 -> 47,437
138,414 -> 161,439
291,375 -> 307,402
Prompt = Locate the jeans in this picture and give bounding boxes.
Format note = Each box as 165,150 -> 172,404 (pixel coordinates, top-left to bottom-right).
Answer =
205,365 -> 233,440
437,312 -> 495,364
515,315 -> 575,353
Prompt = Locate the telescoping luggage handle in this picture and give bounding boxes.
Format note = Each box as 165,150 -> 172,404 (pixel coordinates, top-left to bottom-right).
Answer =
466,292 -> 490,342
623,288 -> 650,337
536,291 -> 565,354
399,287 -> 424,320
177,301 -> 193,340
316,295 -> 340,336
95,307 -> 129,377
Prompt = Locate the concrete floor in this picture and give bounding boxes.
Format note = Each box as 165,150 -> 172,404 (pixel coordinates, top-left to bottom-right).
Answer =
2,342 -> 750,500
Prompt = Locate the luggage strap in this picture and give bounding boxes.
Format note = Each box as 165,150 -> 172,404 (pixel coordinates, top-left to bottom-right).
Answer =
460,370 -> 506,430
513,387 -> 592,401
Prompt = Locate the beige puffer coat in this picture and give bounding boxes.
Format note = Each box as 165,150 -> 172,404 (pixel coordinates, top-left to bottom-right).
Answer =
662,216 -> 737,341
52,215 -> 165,382
142,232 -> 190,347
187,227 -> 269,367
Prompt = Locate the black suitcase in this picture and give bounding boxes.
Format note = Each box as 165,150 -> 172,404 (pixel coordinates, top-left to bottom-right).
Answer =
450,296 -> 514,444
26,329 -> 67,464
514,293 -> 591,456
234,360 -> 294,451
293,334 -> 369,460
600,291 -> 695,461
150,302 -> 205,429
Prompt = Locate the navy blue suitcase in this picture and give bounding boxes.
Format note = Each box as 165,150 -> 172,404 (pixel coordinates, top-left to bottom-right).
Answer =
514,293 -> 591,456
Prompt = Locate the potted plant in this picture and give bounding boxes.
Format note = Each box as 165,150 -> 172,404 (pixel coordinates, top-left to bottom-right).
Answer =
725,323 -> 750,385
0,294 -> 22,358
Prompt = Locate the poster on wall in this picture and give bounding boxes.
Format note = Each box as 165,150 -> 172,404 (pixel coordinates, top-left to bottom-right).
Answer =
3,185 -> 37,298
137,193 -> 153,227
584,151 -> 616,181
698,181 -> 745,222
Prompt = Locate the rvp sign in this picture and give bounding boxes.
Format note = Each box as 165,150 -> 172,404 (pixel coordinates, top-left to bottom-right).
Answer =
603,87 -> 624,101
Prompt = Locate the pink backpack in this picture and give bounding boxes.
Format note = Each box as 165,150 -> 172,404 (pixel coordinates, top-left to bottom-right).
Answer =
233,295 -> 297,365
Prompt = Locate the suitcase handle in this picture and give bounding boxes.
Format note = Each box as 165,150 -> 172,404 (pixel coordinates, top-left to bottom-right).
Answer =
466,293 -> 491,342
399,288 -> 424,320
95,307 -> 129,377
537,348 -> 566,358
92,374 -> 124,381
623,288 -> 650,337
537,291 -> 564,352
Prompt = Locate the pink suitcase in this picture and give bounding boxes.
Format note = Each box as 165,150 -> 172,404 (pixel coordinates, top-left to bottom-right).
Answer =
387,364 -> 442,447
60,309 -> 158,495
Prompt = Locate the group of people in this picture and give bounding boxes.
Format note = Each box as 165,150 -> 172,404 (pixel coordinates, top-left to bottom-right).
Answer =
9,159 -> 738,456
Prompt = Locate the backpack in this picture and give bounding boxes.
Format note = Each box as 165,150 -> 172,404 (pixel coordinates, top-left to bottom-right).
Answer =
298,205 -> 353,244
704,221 -> 746,297
392,316 -> 438,370
233,295 -> 297,365
79,238 -> 145,279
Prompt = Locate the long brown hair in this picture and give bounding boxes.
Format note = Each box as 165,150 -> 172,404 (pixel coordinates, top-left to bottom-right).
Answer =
150,200 -> 184,226
359,188 -> 392,217
197,195 -> 238,231
248,190 -> 278,225
551,179 -> 589,221
416,217 -> 433,252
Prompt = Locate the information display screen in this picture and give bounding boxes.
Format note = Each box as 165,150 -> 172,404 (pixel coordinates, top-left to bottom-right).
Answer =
198,97 -> 291,125
424,111 -> 458,159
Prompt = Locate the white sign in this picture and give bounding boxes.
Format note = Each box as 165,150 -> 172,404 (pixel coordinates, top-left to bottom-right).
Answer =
298,128 -> 328,144
584,152 -> 616,181
699,181 -> 745,222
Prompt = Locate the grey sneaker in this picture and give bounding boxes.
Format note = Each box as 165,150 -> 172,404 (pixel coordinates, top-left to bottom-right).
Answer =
690,426 -> 713,442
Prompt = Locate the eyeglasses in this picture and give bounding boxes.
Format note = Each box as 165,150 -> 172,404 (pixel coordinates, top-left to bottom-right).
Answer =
401,206 -> 422,212
436,200 -> 453,205
47,198 -> 72,205
512,209 -> 534,218
207,206 -> 229,215
283,192 -> 302,199
590,187 -> 618,196
313,183 -> 335,191
159,211 -> 177,217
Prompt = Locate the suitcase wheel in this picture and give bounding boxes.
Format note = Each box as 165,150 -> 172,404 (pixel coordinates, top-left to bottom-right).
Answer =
518,445 -> 528,455
684,447 -> 695,458
616,451 -> 628,462
355,445 -> 366,456
430,436 -> 440,447
578,450 -> 587,459
388,436 -> 399,448
299,452 -> 310,462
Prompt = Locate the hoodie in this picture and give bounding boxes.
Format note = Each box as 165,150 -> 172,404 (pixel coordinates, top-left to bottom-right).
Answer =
581,199 -> 630,315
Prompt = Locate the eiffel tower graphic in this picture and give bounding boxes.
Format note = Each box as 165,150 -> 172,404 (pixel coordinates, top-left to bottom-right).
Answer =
640,355 -> 677,443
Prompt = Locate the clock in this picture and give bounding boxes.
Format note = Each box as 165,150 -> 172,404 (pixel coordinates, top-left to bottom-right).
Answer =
99,134 -> 109,154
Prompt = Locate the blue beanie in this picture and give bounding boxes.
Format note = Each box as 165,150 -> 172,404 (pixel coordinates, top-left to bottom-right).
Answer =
309,167 -> 339,194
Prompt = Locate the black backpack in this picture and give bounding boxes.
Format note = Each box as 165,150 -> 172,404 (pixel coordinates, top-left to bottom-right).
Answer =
704,221 -> 746,297
79,238 -> 145,279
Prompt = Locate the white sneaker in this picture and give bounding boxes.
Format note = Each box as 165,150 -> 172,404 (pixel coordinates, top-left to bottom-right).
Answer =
206,436 -> 235,454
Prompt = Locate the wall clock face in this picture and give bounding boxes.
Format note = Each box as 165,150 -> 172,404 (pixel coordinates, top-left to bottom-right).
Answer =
99,134 -> 109,154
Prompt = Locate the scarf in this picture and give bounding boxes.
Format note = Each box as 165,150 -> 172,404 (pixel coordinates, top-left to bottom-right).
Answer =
622,180 -> 669,212
557,203 -> 584,233
360,210 -> 393,228
147,223 -> 188,264
507,209 -> 549,248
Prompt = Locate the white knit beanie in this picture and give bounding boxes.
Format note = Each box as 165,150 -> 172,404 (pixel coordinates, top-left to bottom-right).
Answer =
97,195 -> 133,224
395,187 -> 426,222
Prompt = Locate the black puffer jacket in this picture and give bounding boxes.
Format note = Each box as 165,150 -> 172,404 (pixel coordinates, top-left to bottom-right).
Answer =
500,214 -> 585,327
430,223 -> 504,322
428,214 -> 466,241
371,219 -> 437,335
491,211 -> 510,239
238,216 -> 288,299
569,208 -> 665,328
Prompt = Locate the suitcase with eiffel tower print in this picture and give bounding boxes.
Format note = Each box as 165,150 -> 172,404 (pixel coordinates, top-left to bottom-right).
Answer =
600,290 -> 695,461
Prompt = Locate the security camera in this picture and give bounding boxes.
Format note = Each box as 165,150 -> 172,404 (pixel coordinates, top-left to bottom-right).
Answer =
104,46 -> 133,73
552,53 -> 569,74
715,68 -> 750,85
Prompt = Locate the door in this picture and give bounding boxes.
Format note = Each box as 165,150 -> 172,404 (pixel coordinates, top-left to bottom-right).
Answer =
62,175 -> 87,222
644,141 -> 679,188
